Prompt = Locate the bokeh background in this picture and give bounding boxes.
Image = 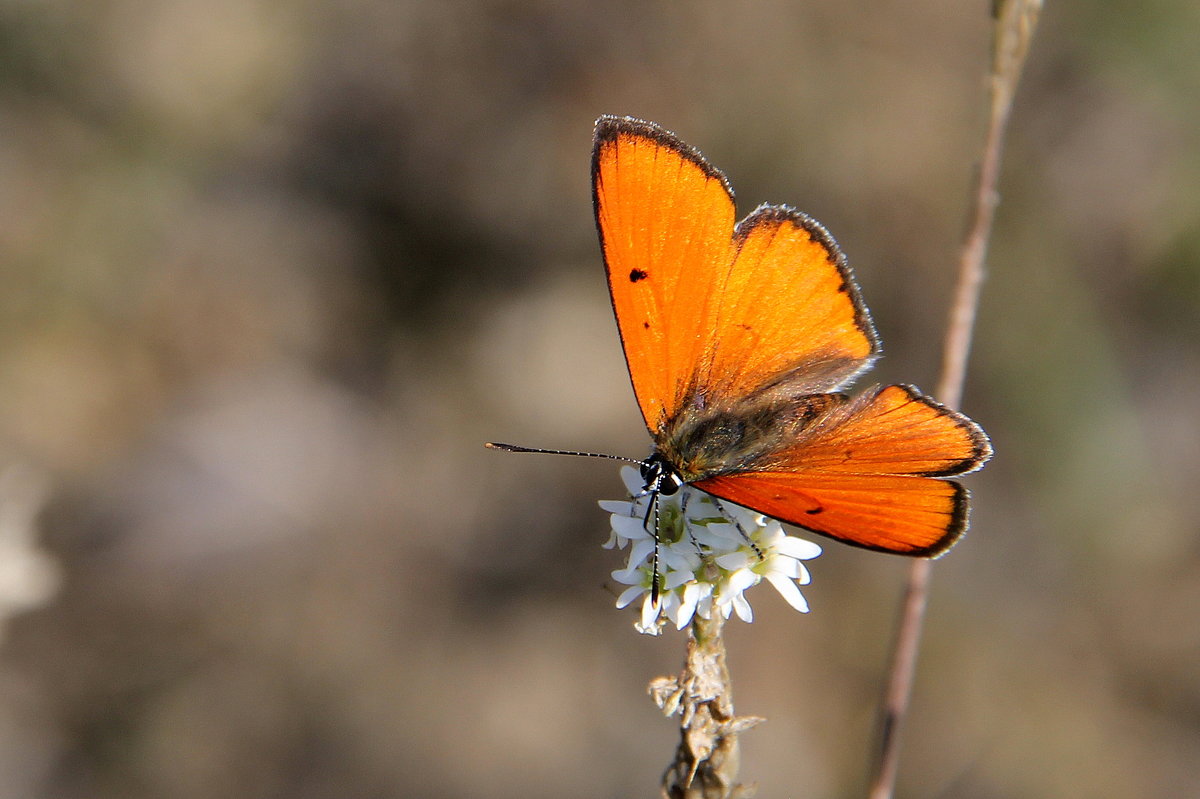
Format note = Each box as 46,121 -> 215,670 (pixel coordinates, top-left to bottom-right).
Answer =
0,1 -> 1196,797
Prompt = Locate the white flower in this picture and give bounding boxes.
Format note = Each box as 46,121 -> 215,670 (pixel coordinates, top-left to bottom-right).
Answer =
600,465 -> 821,634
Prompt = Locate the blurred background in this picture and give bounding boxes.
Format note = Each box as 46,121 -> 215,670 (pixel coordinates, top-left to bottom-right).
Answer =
0,1 -> 1196,797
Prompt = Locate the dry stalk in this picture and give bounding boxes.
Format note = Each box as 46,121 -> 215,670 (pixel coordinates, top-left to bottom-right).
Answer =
652,613 -> 763,799
866,3 -> 1043,798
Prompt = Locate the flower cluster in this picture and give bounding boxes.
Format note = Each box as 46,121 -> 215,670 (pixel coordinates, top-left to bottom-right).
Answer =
600,466 -> 822,635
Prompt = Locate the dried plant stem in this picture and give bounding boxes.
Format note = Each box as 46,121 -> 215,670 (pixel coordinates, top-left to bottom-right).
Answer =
866,3 -> 1042,798
652,613 -> 763,799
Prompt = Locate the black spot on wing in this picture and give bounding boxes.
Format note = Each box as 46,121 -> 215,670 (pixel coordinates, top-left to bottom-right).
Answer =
630,268 -> 648,282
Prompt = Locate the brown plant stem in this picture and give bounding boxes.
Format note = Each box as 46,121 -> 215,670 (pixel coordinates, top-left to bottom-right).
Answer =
866,3 -> 1042,798
652,613 -> 763,799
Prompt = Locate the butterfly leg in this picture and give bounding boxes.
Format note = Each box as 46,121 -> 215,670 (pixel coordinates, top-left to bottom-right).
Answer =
712,498 -> 765,561
679,491 -> 701,554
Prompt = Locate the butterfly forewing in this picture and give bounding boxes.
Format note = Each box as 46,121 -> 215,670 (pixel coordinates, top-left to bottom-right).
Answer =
697,206 -> 879,403
766,384 -> 992,476
594,117 -> 880,434
593,116 -> 736,433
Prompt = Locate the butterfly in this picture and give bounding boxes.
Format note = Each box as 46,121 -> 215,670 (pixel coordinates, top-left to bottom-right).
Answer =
490,115 -> 991,558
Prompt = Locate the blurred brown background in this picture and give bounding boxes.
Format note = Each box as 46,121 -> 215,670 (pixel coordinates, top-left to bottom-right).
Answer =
0,1 -> 1196,797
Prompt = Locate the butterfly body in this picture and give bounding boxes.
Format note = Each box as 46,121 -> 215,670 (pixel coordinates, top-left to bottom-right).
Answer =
592,115 -> 991,558
654,387 -> 843,483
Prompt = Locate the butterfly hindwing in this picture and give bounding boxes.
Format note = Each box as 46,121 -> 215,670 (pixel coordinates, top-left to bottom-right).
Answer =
691,385 -> 991,555
697,205 -> 879,404
767,384 -> 992,476
697,470 -> 967,556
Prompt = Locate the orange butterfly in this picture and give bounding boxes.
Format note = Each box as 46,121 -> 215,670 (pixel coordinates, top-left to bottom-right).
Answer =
492,116 -> 991,557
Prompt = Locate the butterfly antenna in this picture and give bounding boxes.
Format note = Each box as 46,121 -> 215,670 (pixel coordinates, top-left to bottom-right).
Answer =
485,442 -> 640,462
489,440 -> 662,603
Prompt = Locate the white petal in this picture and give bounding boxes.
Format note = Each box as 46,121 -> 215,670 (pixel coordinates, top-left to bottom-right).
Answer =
714,551 -> 751,570
615,584 -> 645,608
599,499 -> 634,515
640,594 -> 662,630
766,573 -> 810,612
663,569 -> 694,591
614,560 -> 649,581
795,562 -> 811,585
686,511 -> 726,529
726,568 -> 758,594
693,523 -> 741,549
611,564 -> 643,584
732,592 -> 754,622
763,554 -> 802,580
619,465 -> 644,494
661,590 -> 681,619
611,514 -> 651,540
760,520 -> 787,539
661,545 -> 701,572
726,505 -> 764,530
626,538 -> 656,569
671,583 -> 700,629
774,535 -> 822,560
635,620 -> 664,636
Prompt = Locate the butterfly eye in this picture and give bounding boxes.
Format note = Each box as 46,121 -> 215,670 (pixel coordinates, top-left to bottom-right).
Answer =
657,471 -> 685,497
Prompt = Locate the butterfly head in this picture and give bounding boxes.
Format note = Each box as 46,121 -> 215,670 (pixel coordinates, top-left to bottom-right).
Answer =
639,451 -> 685,497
